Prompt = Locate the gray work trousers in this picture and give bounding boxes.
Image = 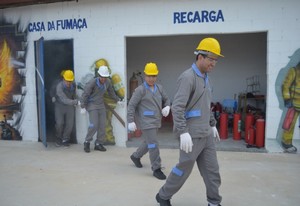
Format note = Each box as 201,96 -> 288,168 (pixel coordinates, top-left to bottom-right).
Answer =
159,136 -> 222,205
132,128 -> 162,171
55,103 -> 75,142
85,108 -> 106,144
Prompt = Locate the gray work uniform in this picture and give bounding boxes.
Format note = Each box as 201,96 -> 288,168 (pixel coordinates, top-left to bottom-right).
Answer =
55,81 -> 78,142
80,77 -> 119,144
127,82 -> 170,171
159,63 -> 222,205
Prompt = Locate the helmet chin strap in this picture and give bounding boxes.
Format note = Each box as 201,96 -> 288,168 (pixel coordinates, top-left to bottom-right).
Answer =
194,50 -> 209,55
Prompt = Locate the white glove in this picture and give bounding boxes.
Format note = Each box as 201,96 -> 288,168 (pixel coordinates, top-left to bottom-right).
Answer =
161,106 -> 170,117
52,97 -> 56,103
212,126 -> 220,142
180,133 -> 193,153
128,122 -> 137,132
80,108 -> 86,114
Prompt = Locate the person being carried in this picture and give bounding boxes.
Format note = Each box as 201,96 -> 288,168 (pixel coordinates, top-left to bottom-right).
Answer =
80,65 -> 121,153
127,62 -> 171,180
156,38 -> 223,206
54,70 -> 79,147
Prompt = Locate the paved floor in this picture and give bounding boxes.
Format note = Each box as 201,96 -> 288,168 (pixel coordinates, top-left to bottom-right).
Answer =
0,140 -> 300,206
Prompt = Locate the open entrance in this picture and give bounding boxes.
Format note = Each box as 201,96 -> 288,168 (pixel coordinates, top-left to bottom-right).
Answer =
35,38 -> 76,145
126,32 -> 267,151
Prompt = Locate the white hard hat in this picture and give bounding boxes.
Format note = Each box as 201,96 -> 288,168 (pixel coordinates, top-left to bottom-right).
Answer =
98,66 -> 110,77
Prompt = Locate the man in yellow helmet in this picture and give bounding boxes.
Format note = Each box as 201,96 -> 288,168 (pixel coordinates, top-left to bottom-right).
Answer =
128,62 -> 171,180
156,38 -> 223,206
54,70 -> 79,147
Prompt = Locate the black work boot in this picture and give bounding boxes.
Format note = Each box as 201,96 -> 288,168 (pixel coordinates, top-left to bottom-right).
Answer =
153,168 -> 166,180
94,143 -> 107,152
156,193 -> 171,206
62,139 -> 70,148
130,154 -> 143,168
55,138 -> 62,147
84,141 -> 90,153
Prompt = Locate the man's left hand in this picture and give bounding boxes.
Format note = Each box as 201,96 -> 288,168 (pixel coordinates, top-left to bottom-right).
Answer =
162,106 -> 170,117
212,126 -> 220,142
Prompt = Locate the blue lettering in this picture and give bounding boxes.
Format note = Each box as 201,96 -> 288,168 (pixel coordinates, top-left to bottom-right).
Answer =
56,20 -> 63,30
173,10 -> 224,24
55,18 -> 87,31
174,12 -> 180,24
202,10 -> 209,22
187,12 -> 194,23
216,10 -> 224,22
181,12 -> 187,23
28,22 -> 45,32
193,11 -> 201,23
48,21 -> 55,30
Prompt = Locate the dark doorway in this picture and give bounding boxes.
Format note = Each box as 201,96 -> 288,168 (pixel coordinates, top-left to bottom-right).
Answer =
44,39 -> 77,144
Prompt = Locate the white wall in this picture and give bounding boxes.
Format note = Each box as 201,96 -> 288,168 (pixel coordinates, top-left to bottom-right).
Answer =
2,0 -> 300,147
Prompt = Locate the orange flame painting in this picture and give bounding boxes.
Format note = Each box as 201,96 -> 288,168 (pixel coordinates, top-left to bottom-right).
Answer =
0,40 -> 20,121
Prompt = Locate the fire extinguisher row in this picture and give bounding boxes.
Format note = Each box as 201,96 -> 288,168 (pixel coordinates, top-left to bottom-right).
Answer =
219,112 -> 265,148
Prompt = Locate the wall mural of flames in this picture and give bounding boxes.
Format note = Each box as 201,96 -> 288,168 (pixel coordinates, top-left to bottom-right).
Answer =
0,40 -> 21,106
0,21 -> 27,140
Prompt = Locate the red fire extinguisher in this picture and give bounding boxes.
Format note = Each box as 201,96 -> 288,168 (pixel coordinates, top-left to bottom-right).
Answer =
247,126 -> 255,145
129,72 -> 139,99
245,113 -> 255,143
256,119 -> 265,148
219,112 -> 228,139
233,113 -> 241,140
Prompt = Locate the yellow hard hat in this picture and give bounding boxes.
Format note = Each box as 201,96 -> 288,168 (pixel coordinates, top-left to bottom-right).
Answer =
63,70 -> 74,81
196,37 -> 224,57
95,58 -> 109,68
144,62 -> 159,75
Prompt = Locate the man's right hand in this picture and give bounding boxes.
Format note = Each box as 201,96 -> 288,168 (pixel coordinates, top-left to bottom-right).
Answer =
180,133 -> 193,153
128,122 -> 137,132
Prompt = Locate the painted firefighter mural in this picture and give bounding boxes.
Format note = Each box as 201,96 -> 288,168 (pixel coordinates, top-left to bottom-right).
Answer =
276,48 -> 300,153
0,22 -> 27,140
78,58 -> 125,145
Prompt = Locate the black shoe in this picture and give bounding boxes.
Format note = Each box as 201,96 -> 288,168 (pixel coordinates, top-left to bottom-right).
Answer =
62,140 -> 70,148
153,168 -> 166,180
55,138 -> 62,147
208,204 -> 222,206
84,141 -> 90,153
156,193 -> 171,206
94,143 -> 107,152
130,154 -> 143,168
281,141 -> 297,153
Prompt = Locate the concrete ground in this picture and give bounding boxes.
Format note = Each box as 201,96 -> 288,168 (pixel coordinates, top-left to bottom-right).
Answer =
0,140 -> 300,206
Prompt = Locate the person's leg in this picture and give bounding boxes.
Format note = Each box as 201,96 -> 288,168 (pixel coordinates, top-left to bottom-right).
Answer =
84,110 -> 99,152
282,111 -> 299,153
158,143 -> 200,200
130,130 -> 148,168
94,108 -> 107,151
62,106 -> 75,145
143,128 -> 161,170
196,137 -> 222,205
54,104 -> 65,146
